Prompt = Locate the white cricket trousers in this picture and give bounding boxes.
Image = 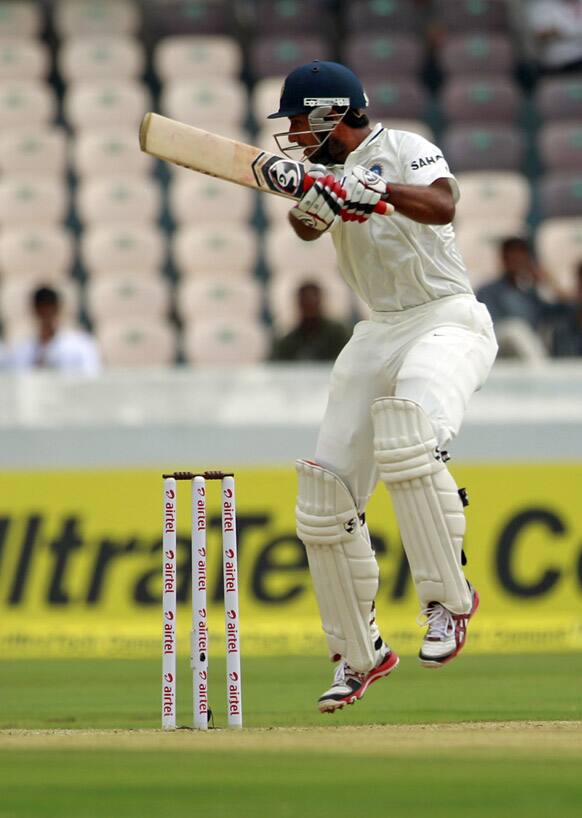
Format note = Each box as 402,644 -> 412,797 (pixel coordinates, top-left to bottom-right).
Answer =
314,293 -> 498,512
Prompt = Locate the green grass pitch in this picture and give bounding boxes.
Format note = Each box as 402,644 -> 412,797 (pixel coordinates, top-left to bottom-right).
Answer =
0,654 -> 581,818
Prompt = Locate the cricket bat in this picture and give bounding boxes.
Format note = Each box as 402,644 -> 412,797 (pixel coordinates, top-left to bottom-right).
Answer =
139,112 -> 393,215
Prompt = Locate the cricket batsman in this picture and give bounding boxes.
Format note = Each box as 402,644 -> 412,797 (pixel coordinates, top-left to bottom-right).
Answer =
268,61 -> 498,712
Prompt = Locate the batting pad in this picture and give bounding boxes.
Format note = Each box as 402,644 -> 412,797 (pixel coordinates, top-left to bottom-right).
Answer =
371,398 -> 472,614
295,459 -> 379,672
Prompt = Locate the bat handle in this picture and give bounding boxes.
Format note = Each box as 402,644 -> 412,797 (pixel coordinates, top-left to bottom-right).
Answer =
302,174 -> 394,216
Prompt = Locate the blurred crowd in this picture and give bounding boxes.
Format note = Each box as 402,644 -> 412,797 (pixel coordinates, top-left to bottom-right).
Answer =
0,0 -> 581,370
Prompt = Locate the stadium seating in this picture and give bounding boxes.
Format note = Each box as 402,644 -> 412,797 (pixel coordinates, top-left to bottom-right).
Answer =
81,223 -> 166,277
536,76 -> 582,123
264,226 -> 338,279
0,128 -> 68,175
53,0 -> 141,38
538,123 -> 582,173
249,36 -> 332,81
454,171 -> 530,226
64,80 -> 151,130
443,125 -> 524,172
0,1 -> 42,38
97,318 -> 177,366
0,175 -> 68,225
364,78 -> 429,121
439,33 -> 514,77
345,0 -> 422,34
160,77 -> 247,128
176,276 -> 263,323
76,175 -> 162,226
0,39 -> 49,80
0,225 -> 74,280
154,35 -> 242,81
142,0 -> 234,38
433,0 -> 509,33
0,80 -> 56,127
182,317 -> 269,365
168,175 -> 255,226
536,218 -> 582,296
250,0 -> 332,36
441,77 -> 522,125
0,0 -> 576,367
86,273 -> 171,324
172,224 -> 257,278
344,34 -> 424,79
539,173 -> 582,221
59,35 -> 145,82
72,129 -> 154,177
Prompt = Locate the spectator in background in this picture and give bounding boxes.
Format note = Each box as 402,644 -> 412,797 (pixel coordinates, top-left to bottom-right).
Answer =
550,261 -> 582,356
270,281 -> 351,362
5,285 -> 101,375
476,237 -> 562,360
524,0 -> 582,74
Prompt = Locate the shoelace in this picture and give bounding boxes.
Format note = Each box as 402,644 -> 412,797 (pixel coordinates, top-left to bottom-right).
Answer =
416,603 -> 455,639
333,660 -> 363,685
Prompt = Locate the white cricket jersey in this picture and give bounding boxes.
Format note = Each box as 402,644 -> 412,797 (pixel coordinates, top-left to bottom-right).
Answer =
526,1 -> 582,68
6,328 -> 101,375
328,124 -> 473,312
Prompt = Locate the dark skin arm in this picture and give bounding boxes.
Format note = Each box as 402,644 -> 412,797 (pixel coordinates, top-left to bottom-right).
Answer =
289,177 -> 456,241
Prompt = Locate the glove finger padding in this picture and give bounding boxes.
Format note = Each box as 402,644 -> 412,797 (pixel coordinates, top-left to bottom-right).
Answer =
292,174 -> 346,232
342,165 -> 389,223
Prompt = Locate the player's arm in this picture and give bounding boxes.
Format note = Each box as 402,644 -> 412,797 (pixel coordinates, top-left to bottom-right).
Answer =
384,178 -> 455,225
342,167 -> 455,226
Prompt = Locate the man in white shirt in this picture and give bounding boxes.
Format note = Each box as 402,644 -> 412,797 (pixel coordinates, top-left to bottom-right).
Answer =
6,285 -> 101,375
525,0 -> 582,73
268,61 -> 498,712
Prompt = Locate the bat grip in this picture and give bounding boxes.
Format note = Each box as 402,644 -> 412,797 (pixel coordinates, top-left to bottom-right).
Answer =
302,174 -> 393,216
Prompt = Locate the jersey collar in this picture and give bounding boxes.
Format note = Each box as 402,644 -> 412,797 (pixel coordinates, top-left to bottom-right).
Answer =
351,123 -> 384,157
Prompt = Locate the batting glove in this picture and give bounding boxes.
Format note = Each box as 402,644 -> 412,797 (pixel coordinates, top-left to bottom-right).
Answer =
291,167 -> 346,232
341,165 -> 390,223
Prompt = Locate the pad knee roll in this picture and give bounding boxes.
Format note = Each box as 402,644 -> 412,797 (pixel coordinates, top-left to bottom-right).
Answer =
295,459 -> 379,672
371,398 -> 471,614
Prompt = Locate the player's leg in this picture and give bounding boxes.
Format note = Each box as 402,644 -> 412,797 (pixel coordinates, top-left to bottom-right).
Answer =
372,317 -> 497,667
296,460 -> 399,711
296,322 -> 399,710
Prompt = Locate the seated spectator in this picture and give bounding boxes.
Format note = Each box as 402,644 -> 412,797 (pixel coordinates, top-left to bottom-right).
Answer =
5,285 -> 101,375
270,281 -> 352,362
476,236 -> 562,360
523,0 -> 582,74
550,261 -> 582,356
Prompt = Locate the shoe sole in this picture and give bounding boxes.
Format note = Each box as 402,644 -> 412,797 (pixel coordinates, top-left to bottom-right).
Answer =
419,590 -> 480,669
318,653 -> 400,713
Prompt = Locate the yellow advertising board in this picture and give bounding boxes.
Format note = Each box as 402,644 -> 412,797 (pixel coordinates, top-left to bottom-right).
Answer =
0,464 -> 581,658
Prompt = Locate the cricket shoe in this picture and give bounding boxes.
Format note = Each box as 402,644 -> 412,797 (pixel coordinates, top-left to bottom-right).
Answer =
418,583 -> 479,668
318,646 -> 400,713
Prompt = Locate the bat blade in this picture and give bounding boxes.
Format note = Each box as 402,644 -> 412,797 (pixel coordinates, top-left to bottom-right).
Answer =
139,112 -> 306,200
139,112 -> 393,215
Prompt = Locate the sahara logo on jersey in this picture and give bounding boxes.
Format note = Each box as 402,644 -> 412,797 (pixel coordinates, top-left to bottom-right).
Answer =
410,154 -> 445,170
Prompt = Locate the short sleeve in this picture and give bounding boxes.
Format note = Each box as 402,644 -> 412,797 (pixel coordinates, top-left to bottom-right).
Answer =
397,131 -> 460,202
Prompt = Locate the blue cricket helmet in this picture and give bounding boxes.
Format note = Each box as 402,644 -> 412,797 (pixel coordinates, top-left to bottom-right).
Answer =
267,60 -> 368,119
